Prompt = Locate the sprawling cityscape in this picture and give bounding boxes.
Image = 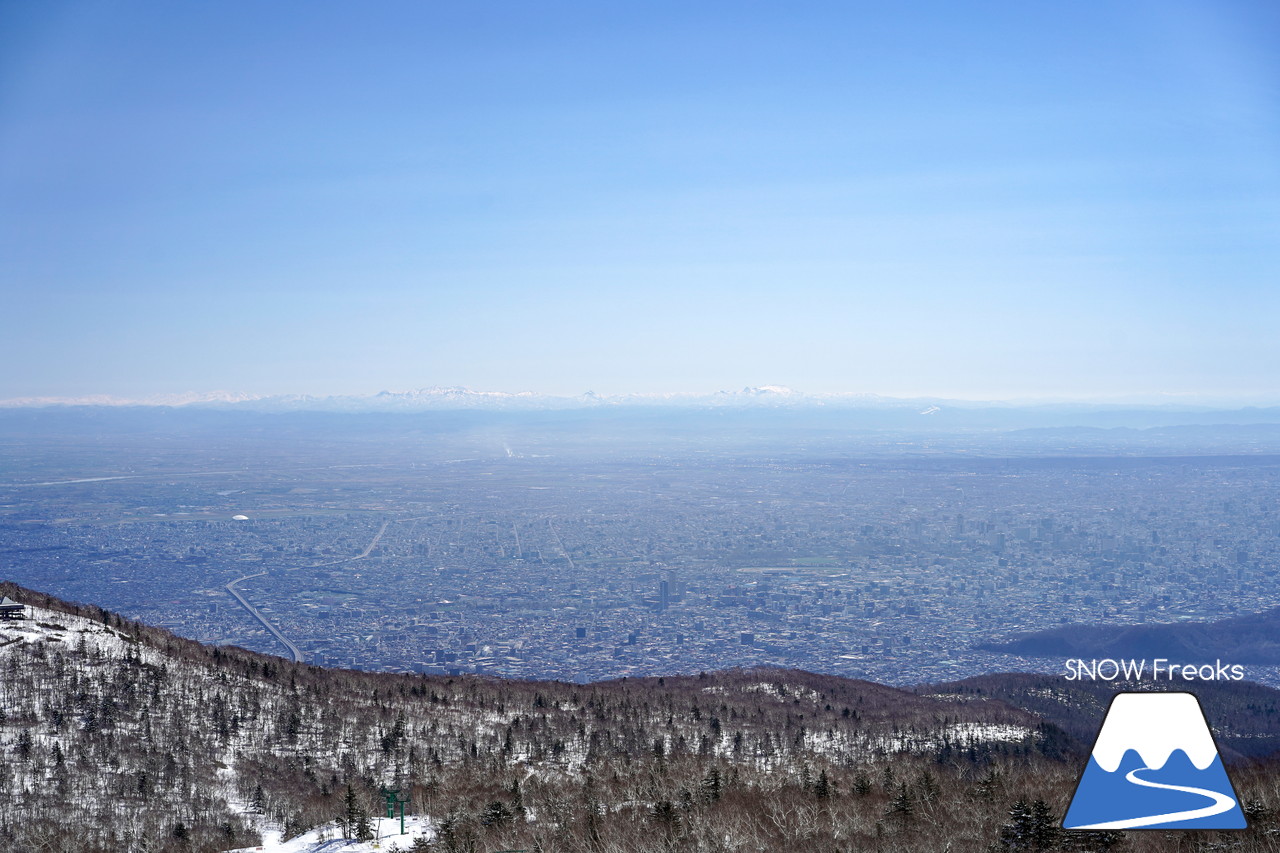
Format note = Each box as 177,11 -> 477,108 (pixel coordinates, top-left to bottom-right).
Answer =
4,408 -> 1279,687
5,2 -> 1278,848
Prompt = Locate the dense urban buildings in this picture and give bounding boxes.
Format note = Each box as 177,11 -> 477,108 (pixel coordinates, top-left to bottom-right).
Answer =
3,410 -> 1279,687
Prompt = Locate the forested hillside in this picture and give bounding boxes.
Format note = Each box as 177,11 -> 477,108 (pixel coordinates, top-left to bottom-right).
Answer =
3,582 -> 1279,852
929,672 -> 1280,762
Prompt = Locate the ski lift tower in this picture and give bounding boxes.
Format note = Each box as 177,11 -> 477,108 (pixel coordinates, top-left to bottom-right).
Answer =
380,786 -> 409,835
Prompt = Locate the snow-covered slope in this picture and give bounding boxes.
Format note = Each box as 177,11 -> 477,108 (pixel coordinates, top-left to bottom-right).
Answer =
0,585 -> 1068,853
224,816 -> 433,853
0,602 -> 163,664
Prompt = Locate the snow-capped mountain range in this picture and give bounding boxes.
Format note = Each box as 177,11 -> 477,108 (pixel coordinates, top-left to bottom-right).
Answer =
0,386 -> 915,412
3,386 -> 1269,413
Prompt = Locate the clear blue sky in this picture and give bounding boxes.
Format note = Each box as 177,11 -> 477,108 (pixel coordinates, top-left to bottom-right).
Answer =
2,1 -> 1278,401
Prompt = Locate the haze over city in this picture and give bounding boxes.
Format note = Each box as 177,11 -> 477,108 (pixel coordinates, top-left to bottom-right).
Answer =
6,6 -> 1280,850
4,0 -> 1280,686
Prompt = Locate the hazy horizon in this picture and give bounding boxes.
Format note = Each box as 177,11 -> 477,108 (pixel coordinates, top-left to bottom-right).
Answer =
4,383 -> 1280,410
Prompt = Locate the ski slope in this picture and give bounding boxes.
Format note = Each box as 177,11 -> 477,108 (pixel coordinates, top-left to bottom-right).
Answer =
223,815 -> 433,853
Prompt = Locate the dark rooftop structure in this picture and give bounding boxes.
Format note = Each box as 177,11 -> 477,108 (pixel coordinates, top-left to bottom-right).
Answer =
0,597 -> 24,620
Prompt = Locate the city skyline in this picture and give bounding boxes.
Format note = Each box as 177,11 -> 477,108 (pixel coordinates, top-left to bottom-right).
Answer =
3,1 -> 1278,401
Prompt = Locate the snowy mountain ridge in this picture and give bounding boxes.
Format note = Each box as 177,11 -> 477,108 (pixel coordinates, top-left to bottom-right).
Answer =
0,582 -> 1054,853
6,584 -> 1280,851
5,386 -> 1276,416
0,385 -> 904,412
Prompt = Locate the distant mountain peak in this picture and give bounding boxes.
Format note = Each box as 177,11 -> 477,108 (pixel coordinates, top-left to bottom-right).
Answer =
741,385 -> 798,396
4,388 -> 1280,426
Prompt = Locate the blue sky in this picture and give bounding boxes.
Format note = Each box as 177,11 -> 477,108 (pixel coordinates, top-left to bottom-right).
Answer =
2,1 -> 1278,401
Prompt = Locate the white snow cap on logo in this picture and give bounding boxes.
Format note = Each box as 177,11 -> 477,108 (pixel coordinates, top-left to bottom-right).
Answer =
1091,692 -> 1220,772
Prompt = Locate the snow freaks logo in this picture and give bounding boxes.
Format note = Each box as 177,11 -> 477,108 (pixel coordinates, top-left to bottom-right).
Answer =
1064,658 -> 1244,682
1063,692 -> 1247,831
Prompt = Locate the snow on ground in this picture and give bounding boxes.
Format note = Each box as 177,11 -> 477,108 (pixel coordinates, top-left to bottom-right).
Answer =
742,681 -> 824,703
222,815 -> 433,853
3,607 -> 435,853
945,722 -> 1031,742
0,603 -> 163,665
876,722 -> 1033,753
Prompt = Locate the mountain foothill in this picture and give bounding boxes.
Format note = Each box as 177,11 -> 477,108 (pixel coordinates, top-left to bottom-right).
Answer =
3,582 -> 1280,852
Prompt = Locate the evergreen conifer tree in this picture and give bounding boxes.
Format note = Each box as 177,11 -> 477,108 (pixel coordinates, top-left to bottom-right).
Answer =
814,769 -> 831,800
886,782 -> 914,829
341,784 -> 367,840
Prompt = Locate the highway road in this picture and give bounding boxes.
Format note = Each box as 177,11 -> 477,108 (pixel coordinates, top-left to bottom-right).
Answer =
224,571 -> 304,663
223,518 -> 391,664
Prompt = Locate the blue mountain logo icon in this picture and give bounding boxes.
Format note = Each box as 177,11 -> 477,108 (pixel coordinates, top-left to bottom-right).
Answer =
1063,692 -> 1247,830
